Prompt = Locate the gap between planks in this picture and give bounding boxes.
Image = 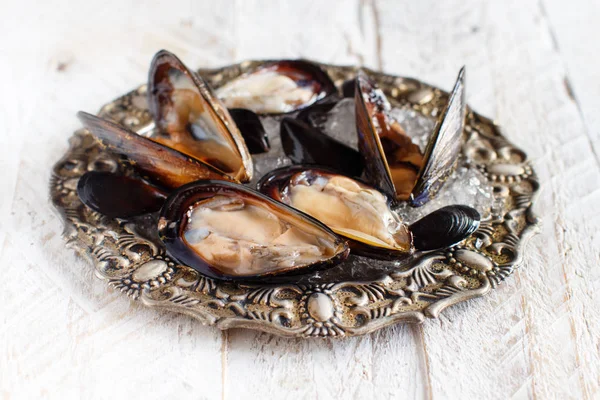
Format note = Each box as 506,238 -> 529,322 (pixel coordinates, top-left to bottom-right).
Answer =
221,330 -> 229,400
538,0 -> 600,172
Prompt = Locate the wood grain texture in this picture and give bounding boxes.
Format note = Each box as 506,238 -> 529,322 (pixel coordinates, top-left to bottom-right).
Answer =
1,0 -> 598,399
376,0 -> 599,398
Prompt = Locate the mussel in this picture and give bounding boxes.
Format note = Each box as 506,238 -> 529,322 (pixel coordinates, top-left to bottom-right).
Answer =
77,112 -> 233,189
158,180 -> 350,281
228,108 -> 270,154
355,68 -> 466,206
215,60 -> 336,114
259,166 -> 412,259
77,171 -> 166,218
258,166 -> 480,259
410,205 -> 480,251
341,78 -> 356,98
79,50 -> 258,187
148,50 -> 253,182
280,117 -> 363,177
411,68 -> 466,206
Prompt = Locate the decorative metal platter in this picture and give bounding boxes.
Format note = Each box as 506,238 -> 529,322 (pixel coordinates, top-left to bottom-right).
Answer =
50,61 -> 539,337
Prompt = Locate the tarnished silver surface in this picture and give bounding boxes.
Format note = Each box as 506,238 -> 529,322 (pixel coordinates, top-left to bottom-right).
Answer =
50,61 -> 539,337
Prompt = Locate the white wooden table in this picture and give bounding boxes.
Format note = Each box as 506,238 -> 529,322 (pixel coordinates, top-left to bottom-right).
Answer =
2,0 -> 599,398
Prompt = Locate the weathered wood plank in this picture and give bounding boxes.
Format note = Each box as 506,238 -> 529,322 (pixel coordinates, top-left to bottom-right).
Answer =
1,0 -> 599,398
0,1 -> 242,398
226,324 -> 429,400
541,0 -> 600,159
538,1 -> 600,397
233,0 -> 380,67
376,0 -> 600,398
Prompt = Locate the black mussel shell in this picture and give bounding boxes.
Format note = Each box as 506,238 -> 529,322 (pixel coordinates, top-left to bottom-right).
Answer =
215,60 -> 337,115
280,118 -> 363,177
148,50 -> 253,182
77,112 -> 233,189
228,108 -> 270,154
341,78 -> 356,98
410,67 -> 466,207
158,180 -> 350,282
257,166 -> 414,260
77,171 -> 167,218
409,205 -> 480,251
295,100 -> 339,130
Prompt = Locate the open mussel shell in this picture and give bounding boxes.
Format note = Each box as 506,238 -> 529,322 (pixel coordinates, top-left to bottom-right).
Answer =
77,112 -> 233,189
280,117 -> 363,177
158,180 -> 350,282
410,67 -> 466,206
148,50 -> 253,182
228,108 -> 270,154
77,171 -> 167,218
215,60 -> 336,115
258,166 -> 414,260
355,68 -> 466,207
409,205 -> 480,251
355,70 -> 424,204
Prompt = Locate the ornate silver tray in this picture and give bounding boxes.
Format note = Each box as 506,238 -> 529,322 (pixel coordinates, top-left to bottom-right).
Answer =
50,61 -> 539,337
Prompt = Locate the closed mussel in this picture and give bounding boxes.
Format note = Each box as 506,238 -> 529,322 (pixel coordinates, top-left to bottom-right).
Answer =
409,205 -> 480,251
77,171 -> 166,218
